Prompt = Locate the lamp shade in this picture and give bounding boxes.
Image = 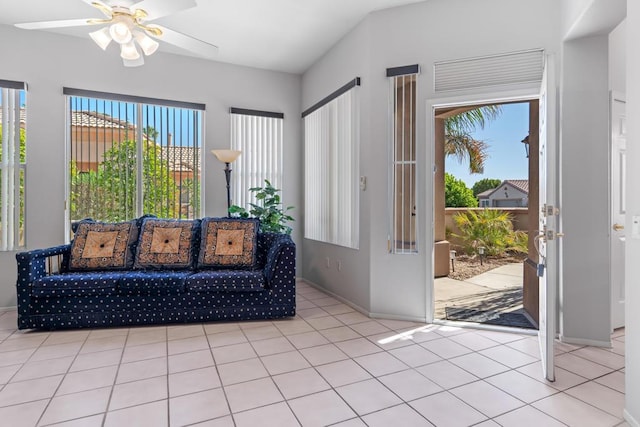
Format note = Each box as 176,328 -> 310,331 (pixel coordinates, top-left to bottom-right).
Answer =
135,31 -> 159,56
120,41 -> 140,60
89,27 -> 112,50
109,20 -> 132,44
211,149 -> 241,163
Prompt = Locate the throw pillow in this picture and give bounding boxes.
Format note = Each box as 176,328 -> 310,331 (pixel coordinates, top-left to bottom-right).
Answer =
198,218 -> 259,268
135,218 -> 198,269
69,221 -> 138,271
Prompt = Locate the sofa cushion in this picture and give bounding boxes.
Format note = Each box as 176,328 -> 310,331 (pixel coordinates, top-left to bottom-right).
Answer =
69,221 -> 138,271
117,271 -> 189,296
32,271 -> 128,297
185,270 -> 266,293
198,218 -> 259,269
135,218 -> 199,270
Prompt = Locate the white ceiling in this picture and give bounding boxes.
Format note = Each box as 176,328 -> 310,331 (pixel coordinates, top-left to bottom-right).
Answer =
0,0 -> 425,74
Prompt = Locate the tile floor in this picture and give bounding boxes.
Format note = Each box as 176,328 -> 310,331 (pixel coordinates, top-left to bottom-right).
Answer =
0,281 -> 629,426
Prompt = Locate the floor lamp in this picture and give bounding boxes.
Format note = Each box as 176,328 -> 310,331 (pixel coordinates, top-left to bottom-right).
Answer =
211,149 -> 242,217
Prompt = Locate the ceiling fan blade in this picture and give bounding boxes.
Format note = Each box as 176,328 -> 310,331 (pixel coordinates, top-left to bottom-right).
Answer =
131,0 -> 196,21
80,0 -> 113,18
15,18 -> 95,30
154,26 -> 218,59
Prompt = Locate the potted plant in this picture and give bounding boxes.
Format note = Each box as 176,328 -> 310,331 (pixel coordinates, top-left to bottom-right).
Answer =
229,180 -> 294,234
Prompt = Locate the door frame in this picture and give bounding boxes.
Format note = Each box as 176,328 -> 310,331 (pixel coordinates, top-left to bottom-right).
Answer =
426,88 -> 543,325
610,90 -> 626,331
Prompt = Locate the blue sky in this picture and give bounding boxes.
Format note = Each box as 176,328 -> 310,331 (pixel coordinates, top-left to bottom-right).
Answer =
445,102 -> 529,188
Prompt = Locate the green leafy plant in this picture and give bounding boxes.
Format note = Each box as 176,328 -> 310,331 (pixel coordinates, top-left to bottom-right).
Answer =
445,173 -> 478,207
452,208 -> 528,256
229,180 -> 294,234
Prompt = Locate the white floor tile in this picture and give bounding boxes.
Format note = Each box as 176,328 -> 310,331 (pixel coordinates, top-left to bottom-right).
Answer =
170,388 -> 230,426
336,378 -> 402,416
532,393 -> 621,427
354,351 -> 409,376
224,377 -> 284,413
416,360 -> 479,390
565,381 -> 625,418
379,369 -> 443,401
410,391 -> 488,427
493,405 -> 566,427
362,403 -> 434,426
449,352 -> 510,378
272,367 -> 331,399
288,389 -> 356,427
449,380 -> 525,418
316,359 -> 372,387
104,400 -> 167,427
233,401 -> 300,427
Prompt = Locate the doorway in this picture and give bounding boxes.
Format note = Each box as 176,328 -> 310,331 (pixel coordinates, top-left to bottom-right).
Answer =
432,99 -> 540,330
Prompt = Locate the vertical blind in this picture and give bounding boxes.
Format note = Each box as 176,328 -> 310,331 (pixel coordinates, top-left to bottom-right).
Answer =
0,80 -> 26,251
230,108 -> 284,209
388,65 -> 419,254
304,79 -> 359,249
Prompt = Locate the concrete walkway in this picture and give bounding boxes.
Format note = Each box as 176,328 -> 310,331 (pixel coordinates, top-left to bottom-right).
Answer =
434,263 -> 524,321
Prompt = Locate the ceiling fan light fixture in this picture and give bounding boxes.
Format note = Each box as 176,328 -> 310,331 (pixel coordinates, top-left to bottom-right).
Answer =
134,31 -> 159,56
109,19 -> 132,44
123,56 -> 145,67
120,40 -> 140,60
89,27 -> 112,50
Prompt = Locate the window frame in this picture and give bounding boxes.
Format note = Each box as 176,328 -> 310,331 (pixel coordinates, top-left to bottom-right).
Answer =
387,65 -> 419,254
0,79 -> 27,251
303,78 -> 360,249
63,88 -> 205,238
229,107 -> 284,210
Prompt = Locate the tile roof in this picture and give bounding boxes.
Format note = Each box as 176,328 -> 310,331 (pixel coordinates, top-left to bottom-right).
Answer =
70,111 -> 132,129
505,179 -> 528,194
162,146 -> 200,172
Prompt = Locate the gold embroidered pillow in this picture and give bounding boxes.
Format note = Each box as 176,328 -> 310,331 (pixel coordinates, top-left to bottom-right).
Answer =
198,218 -> 258,268
69,221 -> 138,271
134,219 -> 198,270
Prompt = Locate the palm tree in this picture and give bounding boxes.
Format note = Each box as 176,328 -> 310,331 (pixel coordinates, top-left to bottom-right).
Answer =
445,105 -> 501,174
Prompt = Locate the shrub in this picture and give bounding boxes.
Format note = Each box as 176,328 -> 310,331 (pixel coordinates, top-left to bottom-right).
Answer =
445,173 -> 478,207
452,208 -> 528,256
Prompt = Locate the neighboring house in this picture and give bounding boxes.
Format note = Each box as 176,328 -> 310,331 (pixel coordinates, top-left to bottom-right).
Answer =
69,111 -> 199,184
478,179 -> 529,207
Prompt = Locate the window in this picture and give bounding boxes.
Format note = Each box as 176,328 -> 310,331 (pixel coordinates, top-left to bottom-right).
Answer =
230,108 -> 284,209
303,78 -> 360,249
388,65 -> 419,253
0,80 -> 26,251
65,88 -> 204,226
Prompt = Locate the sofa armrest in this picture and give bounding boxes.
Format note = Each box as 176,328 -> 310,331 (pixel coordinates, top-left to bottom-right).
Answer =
15,244 -> 71,325
263,234 -> 296,287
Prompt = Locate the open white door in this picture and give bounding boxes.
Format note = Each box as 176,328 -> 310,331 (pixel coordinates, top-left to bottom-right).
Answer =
610,92 -> 626,330
538,54 -> 558,382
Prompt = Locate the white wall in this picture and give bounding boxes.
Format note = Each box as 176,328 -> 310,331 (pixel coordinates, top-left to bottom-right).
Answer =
0,24 -> 302,309
302,0 -> 560,320
609,20 -> 626,94
301,19 -> 372,312
625,2 -> 639,424
559,35 -> 611,346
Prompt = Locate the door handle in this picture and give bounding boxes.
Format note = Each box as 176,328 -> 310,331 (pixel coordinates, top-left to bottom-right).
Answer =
613,223 -> 624,231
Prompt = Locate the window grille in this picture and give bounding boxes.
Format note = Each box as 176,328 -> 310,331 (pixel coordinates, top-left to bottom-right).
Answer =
303,78 -> 360,249
0,79 -> 26,251
388,65 -> 418,254
64,88 -> 204,227
230,108 -> 284,210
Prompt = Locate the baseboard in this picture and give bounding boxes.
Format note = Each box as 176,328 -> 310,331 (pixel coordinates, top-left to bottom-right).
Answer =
559,335 -> 612,348
624,409 -> 640,427
0,306 -> 16,313
297,278 -> 370,317
369,312 -> 427,323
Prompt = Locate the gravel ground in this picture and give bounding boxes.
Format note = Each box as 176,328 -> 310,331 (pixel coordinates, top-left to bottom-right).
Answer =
448,254 -> 526,281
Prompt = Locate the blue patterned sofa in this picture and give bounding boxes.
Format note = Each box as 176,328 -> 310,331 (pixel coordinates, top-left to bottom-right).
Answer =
15,217 -> 296,330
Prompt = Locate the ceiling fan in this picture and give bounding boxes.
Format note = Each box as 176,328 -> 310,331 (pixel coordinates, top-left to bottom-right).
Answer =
15,0 -> 218,67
